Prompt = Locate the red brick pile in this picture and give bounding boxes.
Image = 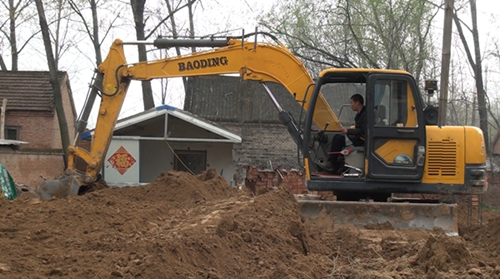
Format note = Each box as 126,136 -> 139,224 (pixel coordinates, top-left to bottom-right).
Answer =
244,165 -> 307,194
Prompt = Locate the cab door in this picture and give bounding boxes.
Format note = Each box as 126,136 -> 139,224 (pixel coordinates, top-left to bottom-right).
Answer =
366,74 -> 426,182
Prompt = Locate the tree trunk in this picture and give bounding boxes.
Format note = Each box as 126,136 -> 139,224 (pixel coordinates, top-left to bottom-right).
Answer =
131,0 -> 154,110
438,0 -> 454,126
165,0 -> 187,98
54,0 -> 64,69
90,0 -> 102,65
0,55 -> 7,71
9,0 -> 18,71
472,96 -> 476,126
470,0 -> 489,152
34,0 -> 70,168
188,0 -> 196,53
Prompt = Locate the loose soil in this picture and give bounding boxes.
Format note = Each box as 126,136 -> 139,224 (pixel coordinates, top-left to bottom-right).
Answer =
0,169 -> 499,278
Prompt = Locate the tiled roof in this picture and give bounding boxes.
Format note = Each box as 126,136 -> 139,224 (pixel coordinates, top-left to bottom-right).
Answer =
184,76 -> 305,124
0,71 -> 67,112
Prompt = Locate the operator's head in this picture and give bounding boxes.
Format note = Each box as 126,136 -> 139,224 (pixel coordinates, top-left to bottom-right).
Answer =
350,94 -> 364,112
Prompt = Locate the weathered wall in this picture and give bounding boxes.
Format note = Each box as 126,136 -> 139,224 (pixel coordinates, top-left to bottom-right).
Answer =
221,123 -> 301,182
0,149 -> 65,185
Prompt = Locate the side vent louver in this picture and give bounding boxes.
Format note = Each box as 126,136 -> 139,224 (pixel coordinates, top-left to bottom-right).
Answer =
427,139 -> 457,176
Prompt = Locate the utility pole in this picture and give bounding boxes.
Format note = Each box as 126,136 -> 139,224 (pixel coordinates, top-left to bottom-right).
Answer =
438,0 -> 454,126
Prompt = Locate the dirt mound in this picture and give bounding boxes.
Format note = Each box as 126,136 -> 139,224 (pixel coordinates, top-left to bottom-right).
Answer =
127,168 -> 240,209
469,215 -> 500,249
412,234 -> 477,272
0,169 -> 499,278
461,214 -> 500,268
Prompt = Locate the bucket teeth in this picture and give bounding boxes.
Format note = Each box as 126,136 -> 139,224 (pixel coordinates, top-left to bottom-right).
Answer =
33,174 -> 84,200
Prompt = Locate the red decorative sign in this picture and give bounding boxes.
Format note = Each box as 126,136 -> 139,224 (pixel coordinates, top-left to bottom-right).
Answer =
107,146 -> 136,175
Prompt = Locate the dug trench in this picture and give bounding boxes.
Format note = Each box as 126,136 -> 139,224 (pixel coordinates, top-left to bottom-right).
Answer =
0,169 -> 499,278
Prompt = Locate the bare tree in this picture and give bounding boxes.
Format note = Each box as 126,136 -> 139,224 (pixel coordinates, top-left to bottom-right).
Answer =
68,0 -> 125,66
453,0 -> 489,152
0,0 -> 39,71
51,0 -> 71,69
34,0 -> 70,167
130,0 -> 155,110
164,0 -> 198,91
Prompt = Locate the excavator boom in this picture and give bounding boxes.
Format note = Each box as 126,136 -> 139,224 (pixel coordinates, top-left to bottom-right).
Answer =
35,34 -> 339,198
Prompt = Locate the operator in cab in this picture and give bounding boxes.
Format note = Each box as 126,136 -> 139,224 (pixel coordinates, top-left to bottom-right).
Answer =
316,94 -> 366,174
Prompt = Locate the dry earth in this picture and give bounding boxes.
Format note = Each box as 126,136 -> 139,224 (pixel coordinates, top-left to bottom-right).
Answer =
0,169 -> 499,279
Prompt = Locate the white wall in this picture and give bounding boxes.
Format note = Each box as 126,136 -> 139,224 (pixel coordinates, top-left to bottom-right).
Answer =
103,139 -> 140,183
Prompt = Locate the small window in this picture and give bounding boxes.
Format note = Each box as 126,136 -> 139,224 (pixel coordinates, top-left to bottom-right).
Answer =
174,150 -> 206,174
4,126 -> 21,140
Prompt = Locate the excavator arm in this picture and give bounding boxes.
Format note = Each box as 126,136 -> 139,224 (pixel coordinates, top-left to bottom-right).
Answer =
36,35 -> 340,199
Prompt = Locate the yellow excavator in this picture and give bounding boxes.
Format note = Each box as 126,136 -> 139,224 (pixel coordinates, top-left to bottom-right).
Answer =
36,32 -> 487,233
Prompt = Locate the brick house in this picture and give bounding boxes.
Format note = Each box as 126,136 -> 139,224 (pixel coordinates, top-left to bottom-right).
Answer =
0,71 -> 76,185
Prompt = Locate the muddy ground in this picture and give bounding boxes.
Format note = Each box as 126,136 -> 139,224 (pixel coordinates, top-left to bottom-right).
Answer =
0,169 -> 499,279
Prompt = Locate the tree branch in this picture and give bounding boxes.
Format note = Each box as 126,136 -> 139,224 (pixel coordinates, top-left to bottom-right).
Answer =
453,11 -> 476,72
68,0 -> 94,42
145,0 -> 197,40
344,1 -> 380,68
16,29 -> 41,53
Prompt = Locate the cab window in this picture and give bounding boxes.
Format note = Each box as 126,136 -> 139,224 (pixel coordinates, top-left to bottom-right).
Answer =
373,79 -> 417,128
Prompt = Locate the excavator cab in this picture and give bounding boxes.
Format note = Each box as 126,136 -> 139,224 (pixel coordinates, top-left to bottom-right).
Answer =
305,69 -> 427,197
303,68 -> 486,197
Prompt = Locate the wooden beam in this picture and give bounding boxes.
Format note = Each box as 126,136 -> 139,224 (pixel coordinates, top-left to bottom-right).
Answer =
0,98 -> 6,139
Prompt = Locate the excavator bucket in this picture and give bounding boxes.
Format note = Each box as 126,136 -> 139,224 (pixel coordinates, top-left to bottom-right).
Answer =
297,196 -> 458,235
33,174 -> 83,200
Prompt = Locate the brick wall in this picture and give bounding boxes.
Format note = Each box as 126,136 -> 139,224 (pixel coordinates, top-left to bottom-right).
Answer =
6,111 -> 56,149
245,166 -> 307,195
0,149 -> 65,185
221,122 -> 301,183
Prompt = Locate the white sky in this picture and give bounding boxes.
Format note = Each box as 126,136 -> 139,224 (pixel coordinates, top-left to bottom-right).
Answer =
2,0 -> 500,128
